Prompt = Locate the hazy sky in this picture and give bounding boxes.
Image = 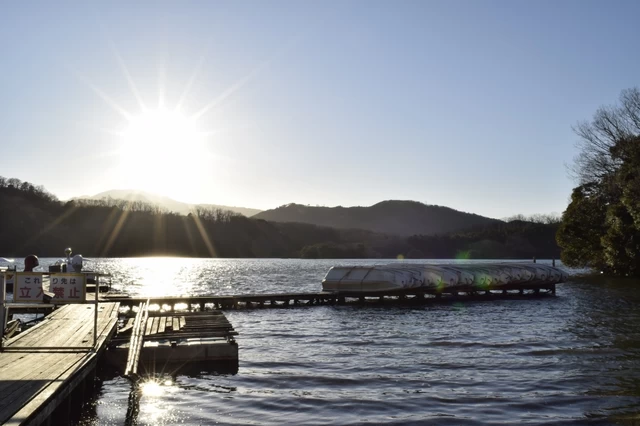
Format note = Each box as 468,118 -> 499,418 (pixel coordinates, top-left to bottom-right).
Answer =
2,0 -> 639,219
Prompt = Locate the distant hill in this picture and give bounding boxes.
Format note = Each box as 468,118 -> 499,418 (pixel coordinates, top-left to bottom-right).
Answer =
74,190 -> 262,217
0,176 -> 560,260
253,200 -> 501,236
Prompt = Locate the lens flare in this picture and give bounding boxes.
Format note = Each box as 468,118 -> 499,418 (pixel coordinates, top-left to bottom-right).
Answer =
140,379 -> 164,397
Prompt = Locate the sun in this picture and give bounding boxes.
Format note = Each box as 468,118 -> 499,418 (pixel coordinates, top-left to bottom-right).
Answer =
123,108 -> 200,158
115,107 -> 213,201
76,44 -> 265,204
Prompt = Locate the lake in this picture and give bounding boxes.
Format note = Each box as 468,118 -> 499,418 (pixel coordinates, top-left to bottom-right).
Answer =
9,258 -> 640,425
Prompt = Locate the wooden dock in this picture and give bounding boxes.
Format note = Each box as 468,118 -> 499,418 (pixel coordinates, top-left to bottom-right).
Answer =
102,283 -> 556,310
0,302 -> 119,425
106,309 -> 238,375
0,275 -> 557,424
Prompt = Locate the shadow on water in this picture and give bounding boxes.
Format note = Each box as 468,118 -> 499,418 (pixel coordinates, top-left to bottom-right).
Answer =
562,275 -> 640,424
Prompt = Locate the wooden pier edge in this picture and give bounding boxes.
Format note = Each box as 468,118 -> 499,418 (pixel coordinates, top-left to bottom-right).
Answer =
1,303 -> 120,426
6,355 -> 99,426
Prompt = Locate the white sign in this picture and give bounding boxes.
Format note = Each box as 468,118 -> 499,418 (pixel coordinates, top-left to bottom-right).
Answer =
14,272 -> 45,303
49,273 -> 86,303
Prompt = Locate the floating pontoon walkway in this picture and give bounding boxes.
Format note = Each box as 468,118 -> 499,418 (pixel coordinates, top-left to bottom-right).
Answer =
106,309 -> 238,374
102,282 -> 557,310
0,302 -> 119,425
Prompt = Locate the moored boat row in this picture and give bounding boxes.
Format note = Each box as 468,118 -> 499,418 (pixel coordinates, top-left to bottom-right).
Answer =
321,262 -> 569,293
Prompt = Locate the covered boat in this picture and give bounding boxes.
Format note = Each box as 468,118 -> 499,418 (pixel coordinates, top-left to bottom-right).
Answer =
322,266 -> 423,292
322,262 -> 569,293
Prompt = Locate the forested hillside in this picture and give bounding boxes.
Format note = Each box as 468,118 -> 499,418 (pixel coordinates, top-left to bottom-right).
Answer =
254,200 -> 501,236
0,177 -> 560,260
78,189 -> 262,217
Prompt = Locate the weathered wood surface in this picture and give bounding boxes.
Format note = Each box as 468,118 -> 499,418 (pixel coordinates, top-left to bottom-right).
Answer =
0,302 -> 119,425
117,310 -> 237,341
124,299 -> 148,378
111,310 -> 238,356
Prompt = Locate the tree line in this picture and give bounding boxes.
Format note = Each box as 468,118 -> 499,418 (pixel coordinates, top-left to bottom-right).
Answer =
0,176 -> 561,260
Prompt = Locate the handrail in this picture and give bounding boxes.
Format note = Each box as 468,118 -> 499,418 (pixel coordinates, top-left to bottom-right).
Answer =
0,271 -> 111,351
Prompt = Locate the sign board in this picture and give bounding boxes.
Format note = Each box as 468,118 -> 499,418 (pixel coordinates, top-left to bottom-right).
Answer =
14,273 -> 45,303
13,272 -> 87,303
49,273 -> 86,303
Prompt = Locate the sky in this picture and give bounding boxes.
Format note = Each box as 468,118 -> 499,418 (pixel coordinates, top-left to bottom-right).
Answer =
2,0 -> 640,219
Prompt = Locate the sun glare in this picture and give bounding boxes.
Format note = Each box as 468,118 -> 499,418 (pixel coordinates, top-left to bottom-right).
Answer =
140,379 -> 165,397
123,109 -> 200,156
116,108 -> 213,201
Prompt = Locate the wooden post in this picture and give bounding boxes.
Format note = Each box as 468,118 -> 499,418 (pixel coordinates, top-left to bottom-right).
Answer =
0,272 -> 5,351
93,274 -> 98,349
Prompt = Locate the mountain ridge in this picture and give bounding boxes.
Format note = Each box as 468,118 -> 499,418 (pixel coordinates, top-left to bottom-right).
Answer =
253,200 -> 502,236
0,176 -> 560,260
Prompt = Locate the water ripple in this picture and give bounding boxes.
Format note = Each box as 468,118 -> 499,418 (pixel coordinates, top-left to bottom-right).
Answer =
59,258 -> 640,425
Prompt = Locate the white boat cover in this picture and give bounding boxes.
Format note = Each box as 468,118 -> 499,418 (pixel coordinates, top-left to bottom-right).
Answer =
321,262 -> 568,293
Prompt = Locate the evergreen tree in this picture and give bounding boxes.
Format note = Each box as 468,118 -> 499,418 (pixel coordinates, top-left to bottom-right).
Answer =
556,184 -> 607,270
560,89 -> 640,276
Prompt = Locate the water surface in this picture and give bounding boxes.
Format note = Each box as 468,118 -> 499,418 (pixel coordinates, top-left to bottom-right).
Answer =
6,258 -> 640,425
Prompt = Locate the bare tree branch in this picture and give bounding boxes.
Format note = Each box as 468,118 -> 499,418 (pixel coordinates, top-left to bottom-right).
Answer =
569,88 -> 640,185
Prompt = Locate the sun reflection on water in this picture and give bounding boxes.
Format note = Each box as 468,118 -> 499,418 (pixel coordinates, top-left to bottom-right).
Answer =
134,377 -> 184,424
140,379 -> 164,397
120,257 -> 202,297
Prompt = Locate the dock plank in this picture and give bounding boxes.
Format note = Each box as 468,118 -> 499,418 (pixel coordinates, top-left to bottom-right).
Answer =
151,317 -> 159,335
0,352 -> 85,421
144,315 -> 153,336
0,302 -> 119,425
